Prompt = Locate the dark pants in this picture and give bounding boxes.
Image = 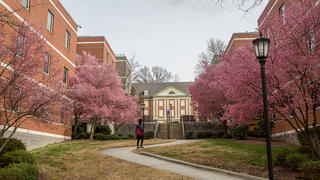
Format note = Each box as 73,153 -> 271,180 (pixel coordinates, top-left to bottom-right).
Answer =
137,135 -> 144,146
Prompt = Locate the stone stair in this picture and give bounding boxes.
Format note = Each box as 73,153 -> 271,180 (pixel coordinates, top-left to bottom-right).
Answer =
156,123 -> 183,139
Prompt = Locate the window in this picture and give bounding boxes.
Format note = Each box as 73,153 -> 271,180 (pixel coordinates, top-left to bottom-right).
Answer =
63,67 -> 68,84
143,90 -> 148,96
65,30 -> 70,49
106,52 -> 109,64
47,10 -> 54,33
308,30 -> 315,51
10,87 -> 20,112
44,53 -> 50,74
169,91 -> 175,95
60,111 -> 65,124
279,3 -> 285,24
20,0 -> 29,9
265,28 -> 269,38
17,35 -> 25,57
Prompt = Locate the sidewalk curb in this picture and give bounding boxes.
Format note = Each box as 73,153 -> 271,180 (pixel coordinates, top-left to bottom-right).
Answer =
139,152 -> 267,180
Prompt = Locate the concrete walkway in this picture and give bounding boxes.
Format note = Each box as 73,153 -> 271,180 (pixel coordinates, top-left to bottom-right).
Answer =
100,140 -> 262,180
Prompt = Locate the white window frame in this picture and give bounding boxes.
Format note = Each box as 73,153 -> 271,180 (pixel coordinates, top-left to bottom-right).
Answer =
47,10 -> 54,33
65,30 -> 70,49
44,53 -> 51,75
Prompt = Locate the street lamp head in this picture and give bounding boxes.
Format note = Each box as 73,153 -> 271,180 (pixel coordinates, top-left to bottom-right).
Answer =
142,104 -> 145,108
253,32 -> 270,60
170,104 -> 172,108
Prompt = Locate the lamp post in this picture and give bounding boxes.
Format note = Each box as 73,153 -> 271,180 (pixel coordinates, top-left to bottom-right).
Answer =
142,103 -> 145,128
253,32 -> 274,180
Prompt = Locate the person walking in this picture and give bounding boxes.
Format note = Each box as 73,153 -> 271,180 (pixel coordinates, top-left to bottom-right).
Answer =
136,119 -> 144,148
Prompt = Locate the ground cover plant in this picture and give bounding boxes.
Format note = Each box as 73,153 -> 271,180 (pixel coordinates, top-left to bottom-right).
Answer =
32,139 -> 194,180
139,139 -> 300,179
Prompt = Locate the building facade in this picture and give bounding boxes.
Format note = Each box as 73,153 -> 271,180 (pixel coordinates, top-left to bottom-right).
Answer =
76,36 -> 116,69
116,54 -> 132,94
0,0 -> 78,149
133,82 -> 196,123
225,32 -> 259,53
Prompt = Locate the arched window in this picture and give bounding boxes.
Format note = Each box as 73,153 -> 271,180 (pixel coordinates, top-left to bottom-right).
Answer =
169,91 -> 175,95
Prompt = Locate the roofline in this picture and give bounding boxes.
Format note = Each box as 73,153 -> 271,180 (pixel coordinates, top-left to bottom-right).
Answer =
76,36 -> 116,59
57,0 -> 78,27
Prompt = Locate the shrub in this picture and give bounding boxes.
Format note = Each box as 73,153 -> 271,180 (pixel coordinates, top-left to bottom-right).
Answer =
93,133 -> 106,140
0,163 -> 39,180
196,131 -> 213,139
274,148 -> 294,166
298,160 -> 320,180
128,134 -> 135,139
144,131 -> 154,139
0,138 -> 26,156
78,132 -> 90,139
223,133 -> 233,139
186,132 -> 194,139
232,124 -> 248,140
95,125 -> 111,135
212,130 -> 225,138
285,152 -> 309,170
110,135 -> 120,140
0,150 -> 35,167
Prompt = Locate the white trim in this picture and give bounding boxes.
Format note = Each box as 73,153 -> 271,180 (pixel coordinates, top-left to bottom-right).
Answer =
271,129 -> 296,137
226,37 -> 256,53
48,0 -> 77,33
0,0 -> 75,68
76,41 -> 116,60
0,125 -> 71,139
258,0 -> 280,28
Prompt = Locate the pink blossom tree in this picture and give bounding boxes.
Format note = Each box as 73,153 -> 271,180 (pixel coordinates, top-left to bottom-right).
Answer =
0,21 -> 65,152
67,52 -> 139,140
191,0 -> 320,158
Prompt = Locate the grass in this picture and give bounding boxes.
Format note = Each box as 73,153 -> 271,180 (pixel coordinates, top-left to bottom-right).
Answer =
139,138 -> 294,178
32,139 -> 195,180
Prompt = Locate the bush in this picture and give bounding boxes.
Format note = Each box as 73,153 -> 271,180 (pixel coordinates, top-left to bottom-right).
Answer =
212,130 -> 225,138
0,163 -> 39,180
144,131 -> 154,139
95,125 -> 111,135
298,160 -> 320,180
0,138 -> 26,156
274,148 -> 295,166
232,124 -> 248,140
0,150 -> 35,167
285,152 -> 309,170
72,132 -> 90,140
128,134 -> 135,139
223,133 -> 233,139
186,132 -> 194,139
196,131 -> 213,139
93,133 -> 106,140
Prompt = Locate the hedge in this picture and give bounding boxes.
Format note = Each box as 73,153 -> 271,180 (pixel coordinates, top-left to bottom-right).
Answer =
0,163 -> 39,180
0,138 -> 26,157
0,150 -> 35,167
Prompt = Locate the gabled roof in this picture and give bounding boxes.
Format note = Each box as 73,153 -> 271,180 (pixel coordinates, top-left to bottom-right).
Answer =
132,82 -> 192,98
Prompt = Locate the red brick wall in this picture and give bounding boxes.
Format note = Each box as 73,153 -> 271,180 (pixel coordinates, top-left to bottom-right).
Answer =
0,0 -> 77,137
225,32 -> 259,54
76,36 -> 116,69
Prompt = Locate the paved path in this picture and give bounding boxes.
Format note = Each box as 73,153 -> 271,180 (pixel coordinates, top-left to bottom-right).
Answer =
100,140 -> 249,180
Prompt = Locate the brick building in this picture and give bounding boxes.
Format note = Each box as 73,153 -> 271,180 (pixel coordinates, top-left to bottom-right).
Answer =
116,54 -> 132,94
225,32 -> 259,53
133,82 -> 196,123
0,0 -> 78,149
76,36 -> 116,69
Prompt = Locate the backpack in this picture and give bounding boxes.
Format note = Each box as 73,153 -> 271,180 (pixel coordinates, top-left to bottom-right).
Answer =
136,127 -> 143,136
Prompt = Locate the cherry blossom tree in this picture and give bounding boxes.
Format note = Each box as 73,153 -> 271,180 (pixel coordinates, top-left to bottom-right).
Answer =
0,21 -> 64,152
191,0 -> 320,158
67,52 -> 139,139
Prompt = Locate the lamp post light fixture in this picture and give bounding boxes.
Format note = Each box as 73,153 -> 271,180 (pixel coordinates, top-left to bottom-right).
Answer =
142,103 -> 145,128
253,32 -> 274,180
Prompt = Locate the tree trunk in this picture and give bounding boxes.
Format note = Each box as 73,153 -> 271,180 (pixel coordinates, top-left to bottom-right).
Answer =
74,121 -> 79,134
90,122 -> 95,140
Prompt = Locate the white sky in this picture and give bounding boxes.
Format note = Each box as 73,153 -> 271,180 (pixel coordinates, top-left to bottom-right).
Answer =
60,0 -> 268,81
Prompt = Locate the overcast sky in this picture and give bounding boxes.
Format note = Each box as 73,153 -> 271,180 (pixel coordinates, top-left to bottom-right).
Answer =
60,0 -> 268,82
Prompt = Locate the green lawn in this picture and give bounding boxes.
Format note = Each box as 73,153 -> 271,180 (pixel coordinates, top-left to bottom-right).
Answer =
140,138 -> 297,178
31,139 -> 195,180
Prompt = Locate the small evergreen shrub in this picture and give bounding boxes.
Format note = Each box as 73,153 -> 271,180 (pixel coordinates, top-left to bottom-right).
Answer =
0,138 -> 26,156
128,134 -> 135,139
274,148 -> 294,166
0,163 -> 39,180
298,160 -> 320,180
186,132 -> 194,139
232,124 -> 248,140
212,130 -> 225,138
0,150 -> 35,167
144,131 -> 154,139
93,133 -> 106,140
95,125 -> 111,135
196,131 -> 213,139
285,152 -> 309,170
